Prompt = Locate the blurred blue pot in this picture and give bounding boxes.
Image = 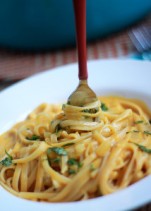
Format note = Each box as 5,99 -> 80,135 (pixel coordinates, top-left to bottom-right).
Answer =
0,0 -> 150,50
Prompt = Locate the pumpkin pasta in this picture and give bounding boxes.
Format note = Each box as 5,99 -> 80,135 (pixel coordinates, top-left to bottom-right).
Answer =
0,96 -> 151,202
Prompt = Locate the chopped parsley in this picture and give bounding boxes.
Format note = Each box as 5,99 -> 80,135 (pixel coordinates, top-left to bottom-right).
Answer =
82,108 -> 99,114
47,147 -> 67,156
127,130 -> 151,135
62,143 -> 75,147
134,120 -> 144,124
67,158 -> 82,175
68,169 -> 76,175
133,130 -> 139,133
0,151 -> 13,167
55,124 -> 62,133
144,131 -> 151,135
131,142 -> 151,154
90,163 -> 96,171
26,135 -> 40,141
49,157 -> 61,164
101,103 -> 108,111
126,130 -> 139,134
62,104 -> 66,109
67,158 -> 82,168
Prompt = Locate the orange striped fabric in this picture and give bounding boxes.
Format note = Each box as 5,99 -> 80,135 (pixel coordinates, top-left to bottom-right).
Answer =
0,32 -> 135,81
1,13 -> 151,82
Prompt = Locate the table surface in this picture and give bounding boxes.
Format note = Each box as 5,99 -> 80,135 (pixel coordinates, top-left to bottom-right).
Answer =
0,14 -> 151,211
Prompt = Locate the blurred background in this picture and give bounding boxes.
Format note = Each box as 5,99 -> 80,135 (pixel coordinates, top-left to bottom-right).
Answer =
0,0 -> 151,90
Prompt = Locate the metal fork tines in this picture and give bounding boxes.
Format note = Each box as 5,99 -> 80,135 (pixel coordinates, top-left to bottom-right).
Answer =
129,23 -> 151,53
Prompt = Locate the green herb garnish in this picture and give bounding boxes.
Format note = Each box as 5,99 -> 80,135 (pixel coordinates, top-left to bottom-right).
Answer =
144,131 -> 151,135
82,108 -> 99,114
62,104 -> 66,109
78,162 -> 83,168
26,135 -> 40,140
67,158 -> 82,175
55,124 -> 62,133
67,158 -> 82,168
131,142 -> 151,154
126,130 -> 140,134
62,143 -> 75,147
133,130 -> 139,133
68,169 -> 76,174
134,120 -> 144,124
47,147 -> 67,156
67,158 -> 77,166
90,163 -> 96,171
50,157 -> 61,164
101,103 -> 108,111
0,151 -> 13,167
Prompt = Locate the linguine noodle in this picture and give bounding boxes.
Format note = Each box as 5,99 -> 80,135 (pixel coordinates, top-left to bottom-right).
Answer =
0,96 -> 151,202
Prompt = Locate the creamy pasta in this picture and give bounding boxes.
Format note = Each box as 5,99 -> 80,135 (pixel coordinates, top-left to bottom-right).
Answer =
0,96 -> 151,202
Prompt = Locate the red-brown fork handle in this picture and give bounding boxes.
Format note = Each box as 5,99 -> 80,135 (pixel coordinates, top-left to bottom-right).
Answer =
73,0 -> 88,80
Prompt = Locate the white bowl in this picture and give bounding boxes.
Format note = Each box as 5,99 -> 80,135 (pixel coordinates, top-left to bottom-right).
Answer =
0,59 -> 151,211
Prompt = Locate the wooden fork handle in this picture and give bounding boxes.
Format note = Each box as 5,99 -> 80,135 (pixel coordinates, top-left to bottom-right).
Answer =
73,0 -> 88,80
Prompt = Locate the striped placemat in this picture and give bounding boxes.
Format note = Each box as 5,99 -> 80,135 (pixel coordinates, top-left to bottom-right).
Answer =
0,13 -> 151,82
0,32 -> 135,81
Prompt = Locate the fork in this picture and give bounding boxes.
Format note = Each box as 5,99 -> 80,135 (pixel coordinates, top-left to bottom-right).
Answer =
129,19 -> 151,60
